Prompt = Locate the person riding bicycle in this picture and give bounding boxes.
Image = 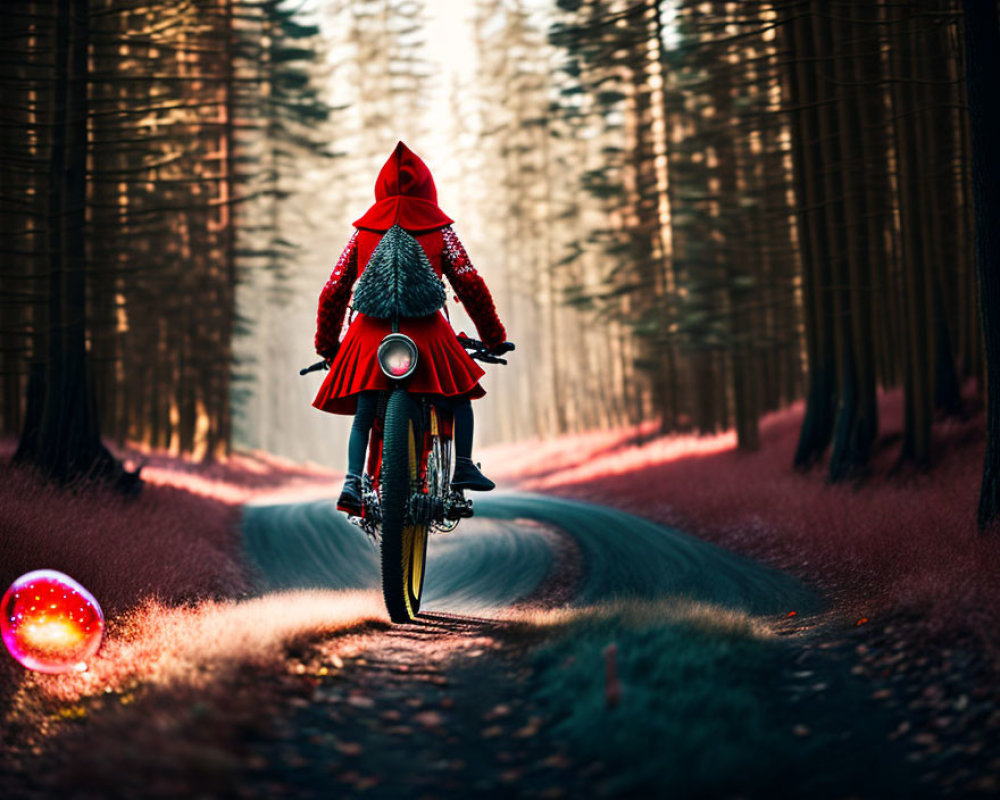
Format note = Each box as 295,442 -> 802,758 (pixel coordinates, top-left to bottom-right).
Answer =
312,141 -> 507,514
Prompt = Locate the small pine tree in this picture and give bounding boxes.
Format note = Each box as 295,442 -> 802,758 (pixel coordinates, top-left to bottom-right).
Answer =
352,225 -> 447,320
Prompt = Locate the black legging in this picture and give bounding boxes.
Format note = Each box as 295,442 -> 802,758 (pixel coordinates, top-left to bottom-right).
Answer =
347,391 -> 474,476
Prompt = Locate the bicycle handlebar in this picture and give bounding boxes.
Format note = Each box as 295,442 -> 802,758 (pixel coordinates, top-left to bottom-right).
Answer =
299,361 -> 328,376
456,336 -> 515,355
299,338 -> 515,375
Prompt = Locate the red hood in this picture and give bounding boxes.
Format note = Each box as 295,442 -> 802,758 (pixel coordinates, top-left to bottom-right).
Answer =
353,142 -> 453,233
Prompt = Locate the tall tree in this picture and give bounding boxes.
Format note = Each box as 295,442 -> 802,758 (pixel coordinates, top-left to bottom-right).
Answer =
15,0 -> 105,480
961,0 -> 1000,530
2,0 -> 332,477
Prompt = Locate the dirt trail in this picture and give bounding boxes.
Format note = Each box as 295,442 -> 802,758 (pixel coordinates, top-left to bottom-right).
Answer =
239,501 -> 595,798
232,492 -> 821,798
242,492 -> 818,614
240,611 -> 593,799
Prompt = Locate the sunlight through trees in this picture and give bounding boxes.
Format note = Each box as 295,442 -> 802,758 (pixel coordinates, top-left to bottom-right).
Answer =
1,0 -> 997,521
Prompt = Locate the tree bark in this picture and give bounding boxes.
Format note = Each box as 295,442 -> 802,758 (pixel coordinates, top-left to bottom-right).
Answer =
18,0 -> 104,481
828,5 -> 878,482
961,0 -> 1000,530
785,2 -> 837,469
891,9 -> 933,468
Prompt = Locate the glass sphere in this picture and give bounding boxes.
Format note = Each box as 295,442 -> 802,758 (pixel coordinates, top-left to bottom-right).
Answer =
1,570 -> 104,674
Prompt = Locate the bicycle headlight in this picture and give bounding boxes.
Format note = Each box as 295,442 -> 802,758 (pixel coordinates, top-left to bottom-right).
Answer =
377,333 -> 418,380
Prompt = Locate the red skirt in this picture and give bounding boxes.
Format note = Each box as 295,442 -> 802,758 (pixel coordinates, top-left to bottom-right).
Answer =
313,312 -> 486,415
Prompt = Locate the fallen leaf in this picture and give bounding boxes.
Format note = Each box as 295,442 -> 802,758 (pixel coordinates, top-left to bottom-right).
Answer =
485,703 -> 512,720
514,717 -> 543,738
334,740 -> 363,757
414,710 -> 446,729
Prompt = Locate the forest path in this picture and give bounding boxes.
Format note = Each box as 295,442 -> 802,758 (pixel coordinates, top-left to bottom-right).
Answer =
235,493 -> 852,798
242,491 -> 818,615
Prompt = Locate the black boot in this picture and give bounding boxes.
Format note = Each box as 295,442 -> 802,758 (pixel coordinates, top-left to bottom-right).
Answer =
451,457 -> 495,492
337,473 -> 363,514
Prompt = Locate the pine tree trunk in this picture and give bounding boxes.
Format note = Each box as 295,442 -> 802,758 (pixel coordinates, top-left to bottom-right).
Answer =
31,0 -> 104,481
891,10 -> 933,467
0,4 -> 30,438
828,7 -> 877,481
923,8 -> 964,417
785,3 -> 837,468
961,0 -> 1000,530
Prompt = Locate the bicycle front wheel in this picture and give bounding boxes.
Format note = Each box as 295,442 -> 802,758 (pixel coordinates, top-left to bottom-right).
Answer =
379,389 -> 429,623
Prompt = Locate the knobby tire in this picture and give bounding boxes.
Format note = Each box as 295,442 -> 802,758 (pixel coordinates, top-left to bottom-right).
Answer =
380,389 -> 428,622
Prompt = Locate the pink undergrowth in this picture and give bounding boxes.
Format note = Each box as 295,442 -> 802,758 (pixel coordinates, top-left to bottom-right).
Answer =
488,388 -> 1000,649
15,591 -> 384,708
0,441 -> 336,697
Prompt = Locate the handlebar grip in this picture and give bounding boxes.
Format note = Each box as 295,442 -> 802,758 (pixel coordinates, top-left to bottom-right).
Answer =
457,336 -> 516,354
471,352 -> 508,365
299,360 -> 328,376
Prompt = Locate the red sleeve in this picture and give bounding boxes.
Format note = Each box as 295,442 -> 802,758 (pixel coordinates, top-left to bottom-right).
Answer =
440,226 -> 506,349
315,231 -> 359,357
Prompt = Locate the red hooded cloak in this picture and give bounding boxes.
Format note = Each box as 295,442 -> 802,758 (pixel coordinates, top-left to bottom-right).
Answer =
312,142 -> 506,415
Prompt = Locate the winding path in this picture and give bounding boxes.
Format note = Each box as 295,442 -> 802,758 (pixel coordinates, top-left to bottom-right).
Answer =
243,491 -> 818,615
237,492 -> 830,798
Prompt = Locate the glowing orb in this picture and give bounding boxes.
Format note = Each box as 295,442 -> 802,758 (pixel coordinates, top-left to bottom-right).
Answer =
1,570 -> 104,673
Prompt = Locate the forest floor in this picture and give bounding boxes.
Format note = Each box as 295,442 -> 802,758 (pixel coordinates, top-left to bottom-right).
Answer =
487,386 -> 1000,794
0,442 -> 342,796
2,387 -> 1000,798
